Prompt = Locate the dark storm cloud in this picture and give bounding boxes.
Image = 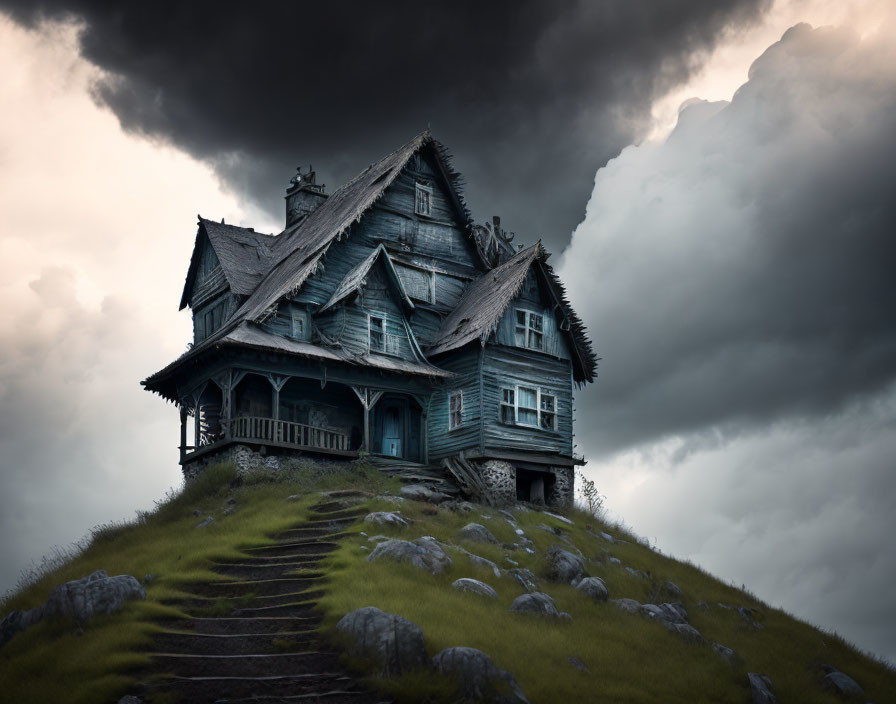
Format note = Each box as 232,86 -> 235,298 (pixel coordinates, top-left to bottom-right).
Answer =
561,22 -> 896,455
1,0 -> 769,249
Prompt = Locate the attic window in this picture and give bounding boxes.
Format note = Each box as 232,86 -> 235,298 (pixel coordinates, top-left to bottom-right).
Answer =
415,182 -> 433,216
514,309 -> 544,351
369,314 -> 385,353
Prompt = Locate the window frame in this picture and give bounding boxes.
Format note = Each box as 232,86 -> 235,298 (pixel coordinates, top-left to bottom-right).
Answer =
499,384 -> 557,431
448,390 -> 463,431
290,309 -> 308,340
414,182 -> 433,217
514,308 -> 545,352
368,312 -> 386,353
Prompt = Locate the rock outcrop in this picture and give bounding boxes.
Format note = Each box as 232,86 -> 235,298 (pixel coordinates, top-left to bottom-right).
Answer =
336,606 -> 428,676
0,570 -> 145,647
433,647 -> 529,703
367,536 -> 452,575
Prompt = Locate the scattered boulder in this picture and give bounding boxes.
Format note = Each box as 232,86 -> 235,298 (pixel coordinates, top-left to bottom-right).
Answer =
821,670 -> 864,697
663,580 -> 683,597
459,523 -> 499,544
432,646 -> 529,703
510,592 -> 561,617
610,598 -> 642,615
574,577 -> 609,601
542,511 -> 574,525
454,548 -> 503,578
624,566 -> 647,579
607,557 -> 622,565
546,545 -> 586,585
452,578 -> 498,599
696,601 -> 710,611
567,656 -> 589,672
658,602 -> 688,624
0,570 -> 145,647
363,511 -> 411,529
558,612 -> 573,620
509,568 -> 539,592
196,516 -> 214,529
118,697 -> 144,704
738,606 -> 763,629
712,642 -> 741,666
662,622 -> 704,644
336,607 -> 428,676
367,537 -> 452,575
400,484 -> 451,504
748,673 -> 776,704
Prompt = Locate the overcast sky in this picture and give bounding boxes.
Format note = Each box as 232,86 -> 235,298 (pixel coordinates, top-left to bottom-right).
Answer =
0,0 -> 894,664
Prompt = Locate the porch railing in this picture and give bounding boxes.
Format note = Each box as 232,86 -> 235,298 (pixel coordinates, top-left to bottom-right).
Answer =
221,416 -> 349,451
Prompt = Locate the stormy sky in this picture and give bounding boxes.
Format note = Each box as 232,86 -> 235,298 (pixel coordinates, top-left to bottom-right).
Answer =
0,0 -> 894,664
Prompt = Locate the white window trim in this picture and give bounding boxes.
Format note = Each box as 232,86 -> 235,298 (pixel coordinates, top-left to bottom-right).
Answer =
415,182 -> 433,216
368,312 -> 386,353
500,384 -> 556,431
514,307 -> 545,351
449,390 -> 463,430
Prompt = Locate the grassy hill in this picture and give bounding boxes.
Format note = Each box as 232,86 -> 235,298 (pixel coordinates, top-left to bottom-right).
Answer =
1,460 -> 893,703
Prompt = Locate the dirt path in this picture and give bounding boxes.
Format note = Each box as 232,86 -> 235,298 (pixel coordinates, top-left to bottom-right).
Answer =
136,493 -> 388,703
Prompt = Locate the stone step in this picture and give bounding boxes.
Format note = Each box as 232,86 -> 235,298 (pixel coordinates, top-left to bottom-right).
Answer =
218,688 -> 378,703
232,601 -> 321,618
143,673 -> 365,704
237,542 -> 340,561
179,576 -> 324,598
212,556 -> 325,570
181,616 -> 321,636
150,630 -> 319,656
147,651 -> 341,679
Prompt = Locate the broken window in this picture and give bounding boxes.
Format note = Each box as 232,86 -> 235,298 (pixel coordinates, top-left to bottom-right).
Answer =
449,391 -> 463,430
514,309 -> 544,351
415,182 -> 433,216
368,314 -> 385,353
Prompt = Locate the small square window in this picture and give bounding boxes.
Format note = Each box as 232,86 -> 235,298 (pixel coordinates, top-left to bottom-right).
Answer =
449,391 -> 463,430
540,394 -> 556,430
514,309 -> 544,351
415,182 -> 433,216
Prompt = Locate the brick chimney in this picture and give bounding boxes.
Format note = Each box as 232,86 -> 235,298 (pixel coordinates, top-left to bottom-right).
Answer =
285,165 -> 327,227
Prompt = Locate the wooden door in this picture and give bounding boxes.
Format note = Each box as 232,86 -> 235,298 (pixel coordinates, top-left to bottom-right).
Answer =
382,405 -> 403,457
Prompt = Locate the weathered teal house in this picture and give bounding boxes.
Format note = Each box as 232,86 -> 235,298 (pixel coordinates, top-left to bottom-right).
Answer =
143,132 -> 596,505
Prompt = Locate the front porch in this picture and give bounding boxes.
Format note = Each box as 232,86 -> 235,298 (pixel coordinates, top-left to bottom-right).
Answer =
179,369 -> 429,466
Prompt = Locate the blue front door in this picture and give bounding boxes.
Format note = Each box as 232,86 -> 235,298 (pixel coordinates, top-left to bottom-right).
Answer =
382,405 -> 403,457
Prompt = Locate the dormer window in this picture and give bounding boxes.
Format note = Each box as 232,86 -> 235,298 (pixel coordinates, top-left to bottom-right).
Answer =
291,309 -> 308,341
369,314 -> 385,352
514,309 -> 544,351
415,182 -> 433,216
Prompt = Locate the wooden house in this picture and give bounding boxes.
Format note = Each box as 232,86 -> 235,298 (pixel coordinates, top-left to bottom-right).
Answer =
143,132 -> 596,506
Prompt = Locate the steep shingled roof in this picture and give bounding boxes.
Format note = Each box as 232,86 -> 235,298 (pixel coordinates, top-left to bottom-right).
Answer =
427,243 -> 597,383
179,219 -> 277,309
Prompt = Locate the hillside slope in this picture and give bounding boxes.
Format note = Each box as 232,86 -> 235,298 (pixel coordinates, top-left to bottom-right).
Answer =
0,460 -> 893,703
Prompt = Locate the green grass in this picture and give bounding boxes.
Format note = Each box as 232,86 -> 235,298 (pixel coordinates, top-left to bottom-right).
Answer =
317,499 -> 896,703
2,464 -> 893,703
0,459 -> 392,704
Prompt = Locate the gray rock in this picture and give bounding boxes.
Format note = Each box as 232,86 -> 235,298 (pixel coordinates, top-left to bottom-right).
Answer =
363,511 -> 411,528
367,537 -> 452,575
336,607 -> 428,676
607,556 -> 622,565
0,570 -> 145,646
662,622 -> 704,644
663,580 -> 683,597
696,601 -> 709,611
400,484 -> 450,503
624,566 -> 647,579
510,592 -> 561,617
509,568 -> 539,592
567,656 -> 589,672
196,516 -> 215,528
640,603 -> 665,620
712,642 -> 741,665
659,602 -> 688,624
459,522 -> 499,544
456,501 -> 475,512
738,606 -> 763,629
546,545 -> 586,585
192,509 -> 201,516
142,573 -> 157,585
498,510 -> 517,523
610,598 -> 642,614
118,697 -> 144,704
432,646 -> 529,703
574,577 -> 609,601
452,578 -> 498,599
821,671 -> 864,697
748,673 -> 776,704
542,511 -> 574,525
366,534 -> 391,543
222,505 -> 235,516
558,611 -> 573,620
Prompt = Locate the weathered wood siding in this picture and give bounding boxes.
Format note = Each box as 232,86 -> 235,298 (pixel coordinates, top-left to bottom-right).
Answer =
194,292 -> 240,342
493,269 -> 572,360
427,346 -> 482,461
480,344 -> 573,457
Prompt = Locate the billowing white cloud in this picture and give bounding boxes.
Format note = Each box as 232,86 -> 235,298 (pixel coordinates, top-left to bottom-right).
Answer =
562,21 -> 896,661
0,15 -> 276,594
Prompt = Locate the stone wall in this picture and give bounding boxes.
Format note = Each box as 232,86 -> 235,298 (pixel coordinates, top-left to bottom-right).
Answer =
547,466 -> 574,507
183,444 -> 282,480
476,460 -> 517,506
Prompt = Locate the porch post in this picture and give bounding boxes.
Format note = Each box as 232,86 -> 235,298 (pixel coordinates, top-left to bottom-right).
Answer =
194,396 -> 201,450
179,405 -> 187,462
363,403 -> 371,453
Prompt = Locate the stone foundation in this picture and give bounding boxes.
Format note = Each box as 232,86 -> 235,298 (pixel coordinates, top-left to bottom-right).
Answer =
477,460 -> 517,506
183,444 -> 283,481
547,466 -> 574,507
